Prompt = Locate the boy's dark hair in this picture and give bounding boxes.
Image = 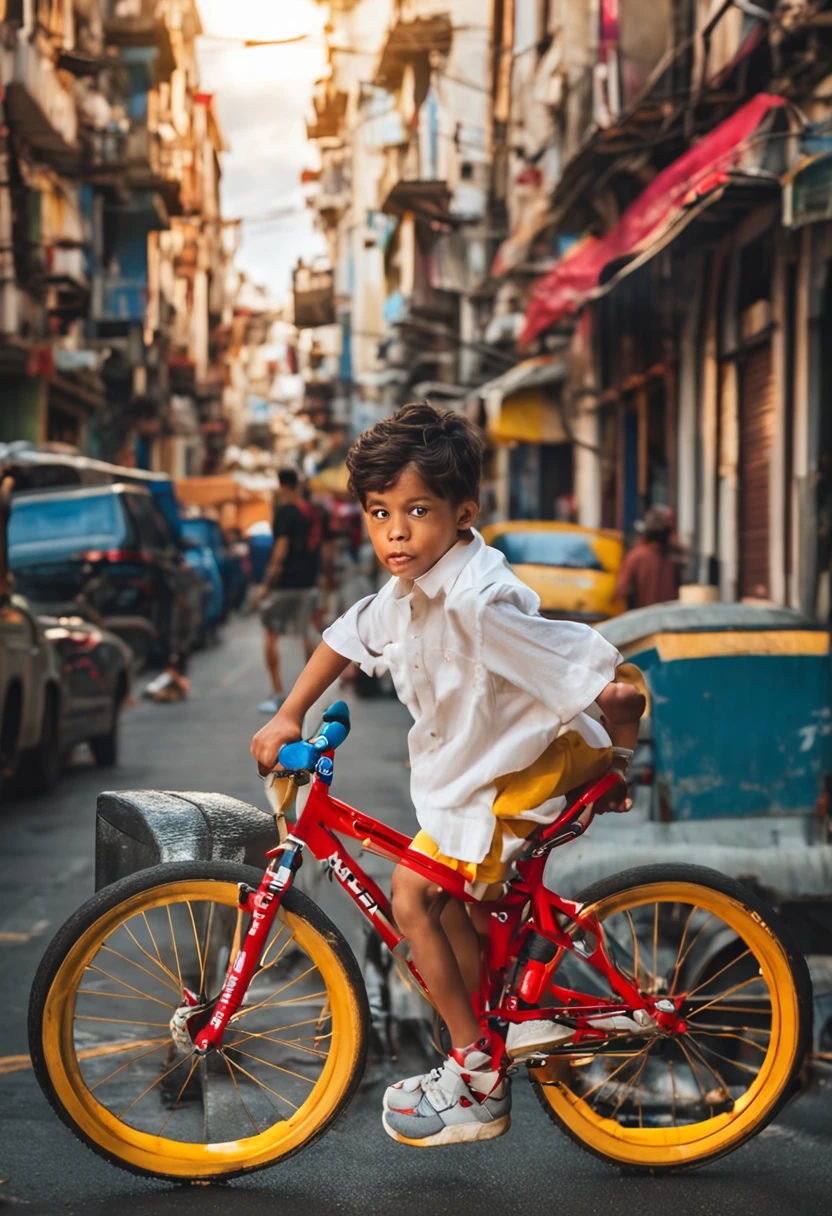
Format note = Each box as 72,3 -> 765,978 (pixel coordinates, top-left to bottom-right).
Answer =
347,401 -> 485,508
278,467 -> 299,489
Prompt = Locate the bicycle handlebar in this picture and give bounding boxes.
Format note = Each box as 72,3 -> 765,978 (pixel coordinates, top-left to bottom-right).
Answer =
276,699 -> 351,773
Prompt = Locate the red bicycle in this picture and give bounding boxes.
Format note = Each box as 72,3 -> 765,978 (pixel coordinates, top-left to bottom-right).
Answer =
29,702 -> 811,1181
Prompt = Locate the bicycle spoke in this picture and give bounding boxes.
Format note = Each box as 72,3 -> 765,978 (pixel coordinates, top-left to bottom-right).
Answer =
199,904 -> 216,997
239,990 -> 328,1015
124,918 -> 181,990
166,905 -> 183,992
99,943 -> 181,996
77,989 -> 170,1002
140,911 -> 178,986
684,1037 -> 738,1102
690,1028 -> 769,1054
221,1052 -> 298,1112
685,976 -> 767,1020
688,1035 -> 762,1078
652,903 -> 659,988
579,1043 -> 650,1104
254,931 -> 296,980
224,1045 -> 317,1085
158,1056 -> 201,1136
117,1052 -> 192,1119
85,964 -> 176,1010
258,924 -> 289,969
668,1058 -> 677,1126
624,911 -> 640,984
75,1014 -> 172,1027
88,1040 -> 171,1092
677,1038 -> 714,1116
669,912 -> 715,996
222,1052 -> 262,1134
185,901 -> 206,997
608,1051 -> 649,1122
684,949 -> 753,1000
227,1027 -> 329,1060
231,966 -> 320,1018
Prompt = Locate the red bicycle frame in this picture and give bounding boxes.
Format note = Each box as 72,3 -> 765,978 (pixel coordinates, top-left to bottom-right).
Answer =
193,757 -> 685,1054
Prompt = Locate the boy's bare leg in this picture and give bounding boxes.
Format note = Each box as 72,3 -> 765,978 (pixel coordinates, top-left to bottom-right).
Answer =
392,865 -> 480,1049
264,628 -> 282,695
440,899 -> 482,995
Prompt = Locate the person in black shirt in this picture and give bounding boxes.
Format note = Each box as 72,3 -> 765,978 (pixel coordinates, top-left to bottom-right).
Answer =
257,468 -> 322,713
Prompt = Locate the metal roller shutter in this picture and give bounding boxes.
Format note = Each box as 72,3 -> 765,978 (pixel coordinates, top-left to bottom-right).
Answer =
739,343 -> 774,600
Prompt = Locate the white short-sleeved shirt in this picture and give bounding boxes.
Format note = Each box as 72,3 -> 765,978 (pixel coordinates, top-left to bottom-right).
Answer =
322,530 -> 622,864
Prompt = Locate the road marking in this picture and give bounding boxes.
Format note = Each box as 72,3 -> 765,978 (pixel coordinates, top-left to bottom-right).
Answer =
0,919 -> 49,944
0,1038 -> 165,1075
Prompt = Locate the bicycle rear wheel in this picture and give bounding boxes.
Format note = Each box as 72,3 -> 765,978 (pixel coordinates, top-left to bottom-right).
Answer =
29,861 -> 369,1181
530,864 -> 811,1174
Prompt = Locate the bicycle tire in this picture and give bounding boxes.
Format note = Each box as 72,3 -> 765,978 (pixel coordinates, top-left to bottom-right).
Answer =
29,860 -> 370,1182
530,863 -> 812,1175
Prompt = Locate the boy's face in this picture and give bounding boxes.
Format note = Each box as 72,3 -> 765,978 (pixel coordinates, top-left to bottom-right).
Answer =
363,466 -> 478,581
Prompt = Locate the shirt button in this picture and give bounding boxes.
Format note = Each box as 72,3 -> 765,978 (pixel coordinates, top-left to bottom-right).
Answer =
430,731 -> 436,737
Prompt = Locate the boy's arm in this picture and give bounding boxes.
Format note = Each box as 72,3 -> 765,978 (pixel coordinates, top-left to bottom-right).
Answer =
251,641 -> 351,773
593,681 -> 646,813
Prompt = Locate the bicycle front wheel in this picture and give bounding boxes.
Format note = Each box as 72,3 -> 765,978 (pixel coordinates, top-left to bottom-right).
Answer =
530,864 -> 811,1174
29,861 -> 369,1181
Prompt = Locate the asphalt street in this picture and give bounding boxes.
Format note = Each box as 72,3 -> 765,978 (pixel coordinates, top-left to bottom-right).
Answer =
1,615 -> 831,1216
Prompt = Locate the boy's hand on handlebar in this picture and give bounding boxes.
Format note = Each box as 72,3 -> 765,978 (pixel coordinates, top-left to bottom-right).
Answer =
594,771 -> 632,815
251,711 -> 303,776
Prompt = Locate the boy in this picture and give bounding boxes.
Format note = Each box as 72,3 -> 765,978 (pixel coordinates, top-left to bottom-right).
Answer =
251,402 -> 645,1148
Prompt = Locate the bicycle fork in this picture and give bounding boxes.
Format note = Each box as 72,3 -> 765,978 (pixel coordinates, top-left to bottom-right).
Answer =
175,838 -> 304,1055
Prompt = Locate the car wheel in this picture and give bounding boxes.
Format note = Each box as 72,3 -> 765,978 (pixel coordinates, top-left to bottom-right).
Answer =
16,689 -> 60,796
90,679 -> 126,769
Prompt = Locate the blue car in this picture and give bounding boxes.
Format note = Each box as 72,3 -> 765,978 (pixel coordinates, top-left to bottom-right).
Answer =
179,516 -> 249,614
180,519 -> 224,639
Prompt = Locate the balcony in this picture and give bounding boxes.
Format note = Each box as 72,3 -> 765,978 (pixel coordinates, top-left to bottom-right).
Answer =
104,0 -> 176,79
6,41 -> 78,172
125,127 -> 183,215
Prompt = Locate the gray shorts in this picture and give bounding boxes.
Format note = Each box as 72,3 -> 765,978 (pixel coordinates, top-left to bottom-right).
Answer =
260,587 -> 317,636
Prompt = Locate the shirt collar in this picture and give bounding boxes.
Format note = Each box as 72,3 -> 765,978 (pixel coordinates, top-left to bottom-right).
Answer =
393,529 -> 483,601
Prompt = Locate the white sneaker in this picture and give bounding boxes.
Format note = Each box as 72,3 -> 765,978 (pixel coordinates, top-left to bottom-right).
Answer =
257,693 -> 287,715
507,1010 -> 657,1059
505,1018 -> 576,1059
382,1044 -> 511,1147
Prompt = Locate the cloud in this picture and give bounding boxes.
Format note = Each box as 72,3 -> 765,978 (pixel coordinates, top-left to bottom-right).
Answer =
197,0 -> 326,298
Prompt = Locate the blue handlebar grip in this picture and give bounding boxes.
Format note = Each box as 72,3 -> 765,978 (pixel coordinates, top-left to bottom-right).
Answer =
315,719 -> 348,750
323,700 -> 351,732
277,740 -> 319,770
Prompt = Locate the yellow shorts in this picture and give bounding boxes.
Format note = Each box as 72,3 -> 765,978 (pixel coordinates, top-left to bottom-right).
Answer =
410,664 -> 646,900
411,729 -> 613,900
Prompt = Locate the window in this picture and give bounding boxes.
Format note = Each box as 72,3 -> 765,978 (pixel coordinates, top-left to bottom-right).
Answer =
9,493 -> 126,558
489,530 -> 604,571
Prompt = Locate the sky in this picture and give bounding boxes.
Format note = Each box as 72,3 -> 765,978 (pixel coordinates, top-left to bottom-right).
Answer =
197,0 -> 328,303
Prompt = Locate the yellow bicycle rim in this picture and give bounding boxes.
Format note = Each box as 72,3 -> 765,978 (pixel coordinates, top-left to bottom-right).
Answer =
41,879 -> 363,1178
532,881 -> 800,1169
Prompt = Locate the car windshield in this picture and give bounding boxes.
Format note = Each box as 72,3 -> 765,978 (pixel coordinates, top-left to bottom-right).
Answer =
489,530 -> 604,571
9,494 -> 126,561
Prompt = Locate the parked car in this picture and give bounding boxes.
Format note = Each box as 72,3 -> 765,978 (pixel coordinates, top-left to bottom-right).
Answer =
180,516 -> 249,614
39,615 -> 132,770
481,521 -> 625,622
0,594 -> 62,796
7,484 -> 205,666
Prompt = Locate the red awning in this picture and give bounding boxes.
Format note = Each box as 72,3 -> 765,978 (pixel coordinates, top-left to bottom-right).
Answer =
520,93 -> 787,347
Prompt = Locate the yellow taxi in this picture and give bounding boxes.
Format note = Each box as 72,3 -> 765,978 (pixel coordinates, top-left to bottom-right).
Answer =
480,521 -> 625,623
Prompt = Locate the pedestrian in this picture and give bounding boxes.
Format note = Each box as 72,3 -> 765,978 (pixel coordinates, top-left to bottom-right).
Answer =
256,468 -> 323,715
616,505 -> 679,610
251,401 -> 645,1147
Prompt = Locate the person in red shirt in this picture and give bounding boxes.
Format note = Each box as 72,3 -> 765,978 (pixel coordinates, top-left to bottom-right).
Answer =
617,507 -> 679,610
